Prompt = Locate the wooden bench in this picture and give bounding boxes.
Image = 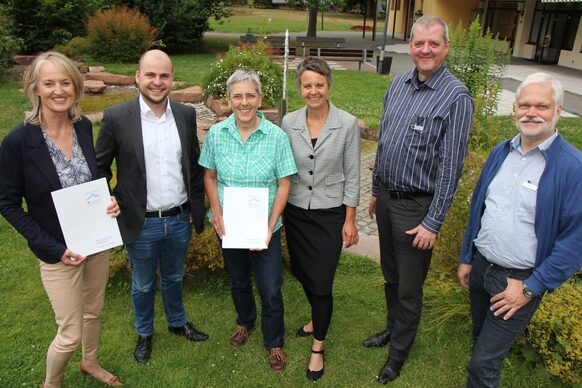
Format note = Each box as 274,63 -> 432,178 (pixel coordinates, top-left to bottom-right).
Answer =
239,35 -> 258,44
263,35 -> 297,56
296,36 -> 346,57
311,48 -> 374,71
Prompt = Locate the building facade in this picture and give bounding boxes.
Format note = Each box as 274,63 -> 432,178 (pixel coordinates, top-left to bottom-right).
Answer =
382,0 -> 582,70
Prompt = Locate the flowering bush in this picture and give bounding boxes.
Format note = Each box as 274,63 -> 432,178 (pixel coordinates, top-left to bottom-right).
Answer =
204,43 -> 283,108
349,25 -> 372,31
86,6 -> 157,63
524,280 -> 582,384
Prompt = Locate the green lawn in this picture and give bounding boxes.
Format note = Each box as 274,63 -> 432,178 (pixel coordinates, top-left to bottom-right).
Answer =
210,6 -> 382,35
0,217 -> 567,386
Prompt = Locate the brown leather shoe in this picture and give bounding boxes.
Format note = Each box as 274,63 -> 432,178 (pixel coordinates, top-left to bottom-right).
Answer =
268,347 -> 287,371
229,325 -> 254,348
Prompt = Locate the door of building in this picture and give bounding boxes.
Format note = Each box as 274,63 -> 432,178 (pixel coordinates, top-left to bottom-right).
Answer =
534,11 -> 568,64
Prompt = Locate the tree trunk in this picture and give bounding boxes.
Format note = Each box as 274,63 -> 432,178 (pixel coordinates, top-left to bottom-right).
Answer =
307,7 -> 318,37
366,0 -> 376,18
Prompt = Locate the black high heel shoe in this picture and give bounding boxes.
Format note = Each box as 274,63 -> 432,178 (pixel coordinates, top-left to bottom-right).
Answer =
306,349 -> 324,381
296,326 -> 313,337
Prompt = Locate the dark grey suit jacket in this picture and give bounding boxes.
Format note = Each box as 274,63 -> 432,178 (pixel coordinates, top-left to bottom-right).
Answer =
95,98 -> 205,244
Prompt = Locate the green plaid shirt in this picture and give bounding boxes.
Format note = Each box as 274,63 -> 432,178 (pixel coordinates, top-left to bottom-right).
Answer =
199,112 -> 297,231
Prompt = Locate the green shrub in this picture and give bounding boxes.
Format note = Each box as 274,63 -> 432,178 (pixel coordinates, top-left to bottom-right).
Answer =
111,0 -> 231,53
183,226 -> 290,273
204,43 -> 283,108
446,19 -> 511,150
1,0 -> 96,54
185,228 -> 224,272
109,246 -> 129,278
0,10 -> 22,75
433,151 -> 486,272
86,6 -> 157,63
525,280 -> 582,384
53,37 -> 92,61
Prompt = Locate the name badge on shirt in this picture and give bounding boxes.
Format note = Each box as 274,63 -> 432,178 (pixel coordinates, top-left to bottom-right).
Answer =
410,116 -> 425,133
522,181 -> 538,191
411,124 -> 424,132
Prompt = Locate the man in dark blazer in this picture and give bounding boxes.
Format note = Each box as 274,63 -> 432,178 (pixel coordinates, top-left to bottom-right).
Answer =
95,49 -> 207,363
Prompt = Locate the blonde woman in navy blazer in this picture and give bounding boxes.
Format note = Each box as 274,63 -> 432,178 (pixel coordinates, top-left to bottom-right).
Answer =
0,52 -> 122,387
281,57 -> 360,381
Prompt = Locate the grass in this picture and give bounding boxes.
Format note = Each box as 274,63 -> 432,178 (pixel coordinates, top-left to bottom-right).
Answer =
210,6 -> 382,35
0,223 -> 568,386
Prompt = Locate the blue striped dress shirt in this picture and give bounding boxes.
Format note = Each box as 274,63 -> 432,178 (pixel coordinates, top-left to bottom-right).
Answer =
372,65 -> 474,233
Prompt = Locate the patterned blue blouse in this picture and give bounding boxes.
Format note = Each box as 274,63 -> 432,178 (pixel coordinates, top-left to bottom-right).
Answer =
42,130 -> 91,189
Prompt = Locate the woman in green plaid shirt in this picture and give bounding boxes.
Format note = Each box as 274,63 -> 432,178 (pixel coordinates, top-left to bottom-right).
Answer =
199,69 -> 297,372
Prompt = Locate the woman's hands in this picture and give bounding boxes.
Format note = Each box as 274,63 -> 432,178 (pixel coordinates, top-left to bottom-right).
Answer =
61,196 -> 120,266
60,248 -> 86,266
342,206 -> 359,248
106,196 -> 120,217
212,205 -> 225,238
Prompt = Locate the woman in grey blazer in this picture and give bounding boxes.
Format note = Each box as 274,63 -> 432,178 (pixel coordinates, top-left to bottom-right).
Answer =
281,57 -> 360,381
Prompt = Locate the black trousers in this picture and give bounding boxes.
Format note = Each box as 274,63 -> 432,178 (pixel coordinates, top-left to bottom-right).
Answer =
376,186 -> 433,362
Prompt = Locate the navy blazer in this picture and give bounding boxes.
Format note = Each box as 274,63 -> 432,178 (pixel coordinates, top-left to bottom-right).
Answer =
95,98 -> 205,244
0,117 -> 98,263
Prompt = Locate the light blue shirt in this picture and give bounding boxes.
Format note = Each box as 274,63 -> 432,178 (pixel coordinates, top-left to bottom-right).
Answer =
475,131 -> 558,269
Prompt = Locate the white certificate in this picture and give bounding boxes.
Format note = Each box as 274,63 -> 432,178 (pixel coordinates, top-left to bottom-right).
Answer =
51,177 -> 123,256
222,187 -> 268,249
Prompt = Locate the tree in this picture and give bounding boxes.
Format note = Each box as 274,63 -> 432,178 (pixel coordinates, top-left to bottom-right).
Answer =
0,0 -> 101,53
301,0 -> 334,37
0,4 -> 22,73
109,0 -> 230,52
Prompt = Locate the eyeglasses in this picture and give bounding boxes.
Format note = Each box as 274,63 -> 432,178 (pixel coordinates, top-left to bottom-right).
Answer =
230,92 -> 259,102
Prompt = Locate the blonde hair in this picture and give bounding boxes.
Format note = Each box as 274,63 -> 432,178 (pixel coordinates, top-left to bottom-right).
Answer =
23,51 -> 84,125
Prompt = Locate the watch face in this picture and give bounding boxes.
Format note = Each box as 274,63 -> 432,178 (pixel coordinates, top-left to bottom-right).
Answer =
523,286 -> 534,298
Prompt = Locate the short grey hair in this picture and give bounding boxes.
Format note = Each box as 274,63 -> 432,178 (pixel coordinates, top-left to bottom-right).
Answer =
515,72 -> 564,108
226,69 -> 262,97
410,15 -> 449,42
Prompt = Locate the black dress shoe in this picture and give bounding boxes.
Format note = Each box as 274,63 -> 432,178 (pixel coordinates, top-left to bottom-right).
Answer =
134,335 -> 152,363
363,328 -> 392,348
168,322 -> 209,342
306,349 -> 324,381
296,326 -> 313,337
377,358 -> 404,384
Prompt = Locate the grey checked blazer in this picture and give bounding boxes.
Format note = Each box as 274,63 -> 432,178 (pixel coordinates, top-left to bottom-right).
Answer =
281,101 -> 360,209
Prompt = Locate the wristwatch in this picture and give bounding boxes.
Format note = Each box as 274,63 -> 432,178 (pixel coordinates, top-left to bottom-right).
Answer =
522,284 -> 536,299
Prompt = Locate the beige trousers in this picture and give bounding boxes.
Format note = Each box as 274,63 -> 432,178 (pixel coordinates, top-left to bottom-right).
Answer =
39,250 -> 110,387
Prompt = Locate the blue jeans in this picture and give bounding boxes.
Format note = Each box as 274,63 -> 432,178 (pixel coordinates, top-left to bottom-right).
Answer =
466,251 -> 542,388
222,230 -> 284,349
126,209 -> 192,336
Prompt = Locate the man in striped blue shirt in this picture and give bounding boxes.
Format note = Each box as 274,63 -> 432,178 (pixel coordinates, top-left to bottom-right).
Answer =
364,16 -> 474,384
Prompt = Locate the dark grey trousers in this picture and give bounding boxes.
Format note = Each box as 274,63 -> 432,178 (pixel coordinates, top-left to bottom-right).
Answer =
376,186 -> 433,362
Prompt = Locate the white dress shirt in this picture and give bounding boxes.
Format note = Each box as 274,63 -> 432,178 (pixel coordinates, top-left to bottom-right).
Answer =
139,96 -> 187,211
